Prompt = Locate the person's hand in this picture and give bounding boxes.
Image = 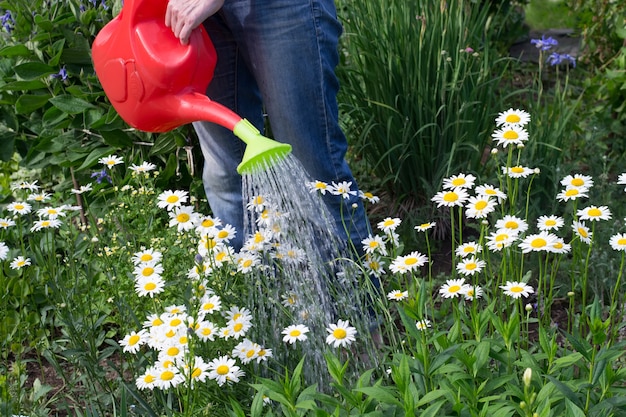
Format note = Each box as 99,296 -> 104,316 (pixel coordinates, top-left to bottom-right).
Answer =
165,0 -> 225,45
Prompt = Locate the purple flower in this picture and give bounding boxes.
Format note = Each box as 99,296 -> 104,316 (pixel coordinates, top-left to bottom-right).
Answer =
547,52 -> 576,67
2,10 -> 14,33
51,66 -> 68,81
91,169 -> 111,184
530,35 -> 558,51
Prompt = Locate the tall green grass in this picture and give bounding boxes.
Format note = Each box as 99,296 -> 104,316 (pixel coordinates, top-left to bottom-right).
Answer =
337,0 -> 508,205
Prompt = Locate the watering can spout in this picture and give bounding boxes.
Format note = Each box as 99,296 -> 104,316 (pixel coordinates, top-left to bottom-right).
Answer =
91,0 -> 291,174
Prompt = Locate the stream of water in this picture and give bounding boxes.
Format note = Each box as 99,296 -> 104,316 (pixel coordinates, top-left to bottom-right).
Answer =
241,154 -> 378,386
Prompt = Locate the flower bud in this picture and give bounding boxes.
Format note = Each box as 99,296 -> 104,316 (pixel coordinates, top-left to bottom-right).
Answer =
523,368 -> 532,387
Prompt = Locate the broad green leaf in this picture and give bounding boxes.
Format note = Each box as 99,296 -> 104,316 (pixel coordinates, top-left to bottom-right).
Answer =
549,352 -> 583,373
416,389 -> 446,407
419,399 -> 446,417
0,134 -> 15,161
34,14 -> 54,31
545,375 -> 584,409
353,386 -> 403,407
77,147 -> 117,171
49,94 -> 96,114
565,399 -> 586,417
149,134 -> 177,156
15,94 -> 51,114
0,79 -> 48,91
0,45 -> 31,57
14,62 -> 56,80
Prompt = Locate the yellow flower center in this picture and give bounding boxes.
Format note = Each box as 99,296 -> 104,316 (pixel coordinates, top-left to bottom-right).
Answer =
165,329 -> 175,338
144,282 -> 156,291
466,263 -> 477,270
203,303 -> 215,311
41,221 -> 50,227
176,213 -> 190,223
152,318 -> 164,326
191,368 -> 202,379
545,219 -> 556,227
160,370 -> 175,381
495,234 -> 508,242
451,178 -> 466,186
201,328 -> 212,336
166,346 -> 180,357
531,238 -> 547,248
503,130 -> 519,140
246,350 -> 256,358
218,230 -> 229,239
383,219 -> 395,227
243,259 -> 253,268
510,286 -> 524,293
14,204 -> 24,210
420,223 -> 430,228
202,219 -> 215,227
405,257 -> 418,265
619,238 -> 626,246
216,365 -> 230,375
369,241 -> 379,249
578,227 -> 588,238
505,114 -> 521,123
234,323 -> 244,332
166,195 -> 179,203
475,201 -> 488,210
553,242 -> 564,249
505,221 -> 519,229
128,335 -> 140,346
289,329 -> 301,337
143,375 -> 155,383
565,189 -> 579,196
140,254 -> 153,262
571,178 -> 584,186
142,267 -> 154,276
588,208 -> 602,217
448,285 -> 461,293
333,328 -> 347,339
511,167 -> 524,174
170,318 -> 182,327
443,192 -> 458,202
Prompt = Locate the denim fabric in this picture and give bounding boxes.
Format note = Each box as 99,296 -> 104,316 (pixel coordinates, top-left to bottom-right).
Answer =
193,0 -> 371,251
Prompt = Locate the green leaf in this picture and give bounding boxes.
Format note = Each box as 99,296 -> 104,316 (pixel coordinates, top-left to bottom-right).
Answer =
15,94 -> 51,114
353,386 -> 403,407
0,79 -> 48,91
77,147 -> 117,171
416,389 -> 446,407
34,14 -> 54,31
545,375 -> 584,409
49,94 -> 96,114
101,129 -> 134,148
0,134 -> 15,161
0,45 -> 31,57
149,134 -> 177,156
549,352 -> 584,373
14,62 -> 56,80
419,399 -> 446,417
565,399 -> 586,417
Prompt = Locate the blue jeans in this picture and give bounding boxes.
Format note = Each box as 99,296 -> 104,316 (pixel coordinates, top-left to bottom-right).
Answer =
194,0 -> 371,251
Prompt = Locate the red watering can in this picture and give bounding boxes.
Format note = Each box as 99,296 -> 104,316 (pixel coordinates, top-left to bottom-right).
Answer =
91,0 -> 291,174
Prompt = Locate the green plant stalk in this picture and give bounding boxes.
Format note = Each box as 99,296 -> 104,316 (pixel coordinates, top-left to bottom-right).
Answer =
608,251 -> 625,338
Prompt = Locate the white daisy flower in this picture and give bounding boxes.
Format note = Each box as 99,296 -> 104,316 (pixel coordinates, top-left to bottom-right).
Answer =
10,256 -> 31,269
561,174 -> 593,189
389,251 -> 428,274
491,125 -> 529,148
460,285 -> 483,300
500,281 -> 534,299
131,248 -> 163,265
536,215 -> 564,231
377,217 -> 402,233
572,221 -> 592,244
0,218 -> 16,229
361,235 -> 388,255
30,218 -> 63,232
414,222 -> 436,232
387,290 -> 409,301
442,173 -> 476,190
359,190 -> 380,204
439,278 -> 469,299
456,256 -> 486,276
610,233 -> 626,252
6,201 -> 32,215
556,186 -> 588,202
330,181 -> 358,199
134,276 -> 166,298
501,165 -> 535,179
168,206 -> 199,232
475,184 -> 507,202
416,319 -> 432,331
0,242 -> 9,261
306,180 -> 330,195
577,205 -> 612,222
156,190 -> 189,211
325,319 -> 357,348
281,324 -> 309,344
129,161 -> 157,172
486,228 -> 518,252
98,154 -> 124,168
431,187 -> 469,208
455,241 -> 482,258
119,329 -> 148,353
495,108 -> 531,127
495,215 -> 529,234
518,231 -> 559,253
464,195 -> 497,219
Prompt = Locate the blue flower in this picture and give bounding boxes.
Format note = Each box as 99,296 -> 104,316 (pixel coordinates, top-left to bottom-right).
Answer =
547,52 -> 576,67
51,66 -> 68,81
530,35 -> 558,51
91,169 -> 112,184
1,10 -> 14,33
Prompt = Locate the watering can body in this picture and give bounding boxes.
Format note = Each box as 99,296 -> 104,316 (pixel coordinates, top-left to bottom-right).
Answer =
91,0 -> 292,173
92,0 -> 241,132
